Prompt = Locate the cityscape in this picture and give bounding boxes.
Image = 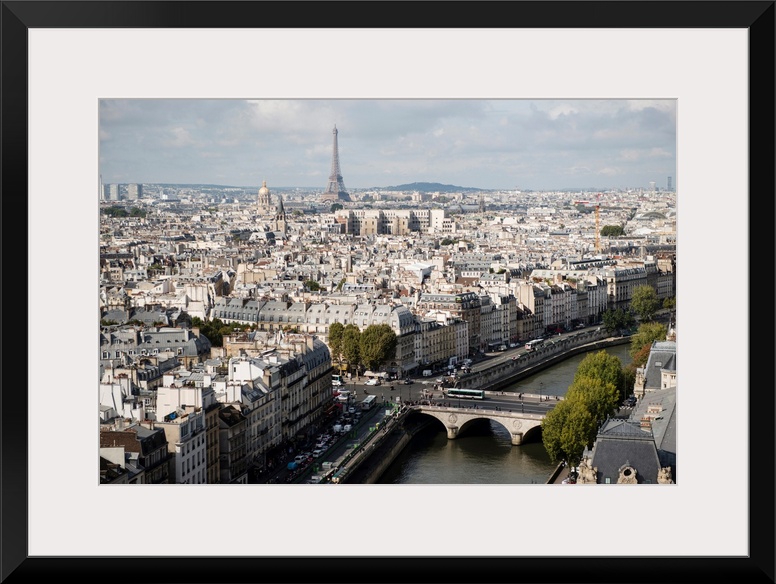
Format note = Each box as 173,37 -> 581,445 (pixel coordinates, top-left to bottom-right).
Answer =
98,99 -> 677,486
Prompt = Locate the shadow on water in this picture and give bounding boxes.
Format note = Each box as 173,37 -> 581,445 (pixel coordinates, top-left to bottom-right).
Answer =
377,419 -> 552,485
377,343 -> 633,484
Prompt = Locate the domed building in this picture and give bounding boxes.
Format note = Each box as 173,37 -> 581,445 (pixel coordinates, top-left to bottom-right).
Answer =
256,180 -> 287,235
257,180 -> 271,214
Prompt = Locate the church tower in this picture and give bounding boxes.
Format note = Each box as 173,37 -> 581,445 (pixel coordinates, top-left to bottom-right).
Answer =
275,194 -> 287,235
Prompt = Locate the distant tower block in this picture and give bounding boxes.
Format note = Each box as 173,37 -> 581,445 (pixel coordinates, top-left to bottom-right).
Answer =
649,181 -> 656,192
321,125 -> 351,203
667,176 -> 673,191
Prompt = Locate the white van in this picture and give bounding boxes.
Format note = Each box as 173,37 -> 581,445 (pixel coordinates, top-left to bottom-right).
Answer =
422,370 -> 433,377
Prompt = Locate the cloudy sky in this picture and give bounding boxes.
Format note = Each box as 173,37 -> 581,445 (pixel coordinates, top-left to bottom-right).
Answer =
99,99 -> 676,191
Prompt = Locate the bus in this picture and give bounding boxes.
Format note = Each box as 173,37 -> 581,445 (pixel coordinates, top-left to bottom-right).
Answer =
445,388 -> 485,400
360,394 -> 377,411
525,339 -> 545,352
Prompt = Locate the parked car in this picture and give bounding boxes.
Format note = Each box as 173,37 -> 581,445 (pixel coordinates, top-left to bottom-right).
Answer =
365,378 -> 381,386
402,378 -> 413,384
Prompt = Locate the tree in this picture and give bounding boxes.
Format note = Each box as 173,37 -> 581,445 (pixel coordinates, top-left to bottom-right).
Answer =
573,350 -> 627,402
601,225 -> 625,236
329,203 -> 343,213
567,375 -> 620,427
341,324 -> 361,373
543,351 -> 624,469
328,322 -> 344,368
601,307 -> 635,333
630,285 -> 661,322
304,279 -> 321,291
628,321 -> 668,365
358,324 -> 398,372
541,398 -> 597,469
662,296 -> 676,310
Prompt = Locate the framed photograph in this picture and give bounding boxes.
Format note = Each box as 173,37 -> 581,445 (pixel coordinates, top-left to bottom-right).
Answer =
4,1 -> 773,582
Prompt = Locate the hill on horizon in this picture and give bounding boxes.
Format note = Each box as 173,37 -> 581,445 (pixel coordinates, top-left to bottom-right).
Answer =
377,182 -> 482,193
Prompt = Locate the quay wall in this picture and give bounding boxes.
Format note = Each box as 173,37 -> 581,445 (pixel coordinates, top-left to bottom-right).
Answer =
342,335 -> 632,484
467,335 -> 631,392
342,416 -> 434,484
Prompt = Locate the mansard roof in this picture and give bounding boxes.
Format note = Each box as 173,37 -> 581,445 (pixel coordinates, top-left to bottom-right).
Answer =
641,340 -> 677,390
590,419 -> 663,484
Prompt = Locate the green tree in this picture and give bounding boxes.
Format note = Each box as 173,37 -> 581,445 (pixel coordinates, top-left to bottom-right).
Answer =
341,324 -> 361,373
358,324 -> 398,372
630,285 -> 661,321
601,225 -> 625,236
329,203 -> 343,213
192,317 -> 226,347
541,398 -> 597,469
567,375 -> 620,427
601,307 -> 635,333
628,321 -> 668,365
304,279 -> 321,291
573,350 -> 627,402
662,296 -> 676,310
543,351 -> 625,469
328,322 -> 345,369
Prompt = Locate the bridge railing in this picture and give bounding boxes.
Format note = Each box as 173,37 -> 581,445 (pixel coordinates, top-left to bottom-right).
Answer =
411,403 -> 547,420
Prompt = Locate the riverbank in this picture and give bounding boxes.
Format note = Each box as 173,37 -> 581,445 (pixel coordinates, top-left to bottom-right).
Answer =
460,331 -> 631,392
339,337 -> 632,484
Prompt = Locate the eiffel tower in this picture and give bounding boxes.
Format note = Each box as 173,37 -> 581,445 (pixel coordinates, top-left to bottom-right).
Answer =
321,125 -> 351,202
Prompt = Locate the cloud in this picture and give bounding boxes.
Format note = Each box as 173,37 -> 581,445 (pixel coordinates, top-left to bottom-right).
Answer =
99,99 -> 676,190
164,127 -> 200,148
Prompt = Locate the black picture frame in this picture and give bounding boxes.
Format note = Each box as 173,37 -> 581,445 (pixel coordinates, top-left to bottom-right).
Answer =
2,2 -> 774,583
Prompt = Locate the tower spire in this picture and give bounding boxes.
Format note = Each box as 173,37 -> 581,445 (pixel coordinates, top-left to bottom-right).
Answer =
321,125 -> 351,203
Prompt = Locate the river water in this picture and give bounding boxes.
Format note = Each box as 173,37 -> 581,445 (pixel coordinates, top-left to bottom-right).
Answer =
376,343 -> 633,484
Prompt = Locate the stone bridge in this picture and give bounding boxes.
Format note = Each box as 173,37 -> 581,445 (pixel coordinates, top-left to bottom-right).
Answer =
409,404 -> 545,445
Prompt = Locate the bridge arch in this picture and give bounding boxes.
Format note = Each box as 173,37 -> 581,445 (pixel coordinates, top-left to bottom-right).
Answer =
408,405 -> 544,445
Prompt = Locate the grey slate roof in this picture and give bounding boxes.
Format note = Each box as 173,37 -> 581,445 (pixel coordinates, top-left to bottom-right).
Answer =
589,418 -> 663,484
641,340 -> 676,390
632,386 -> 677,478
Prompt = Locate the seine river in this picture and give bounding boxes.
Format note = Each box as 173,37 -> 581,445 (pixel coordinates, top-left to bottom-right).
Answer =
376,343 -> 633,484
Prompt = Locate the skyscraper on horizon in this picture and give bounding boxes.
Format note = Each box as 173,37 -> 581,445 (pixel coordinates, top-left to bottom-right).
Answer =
321,125 -> 351,203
